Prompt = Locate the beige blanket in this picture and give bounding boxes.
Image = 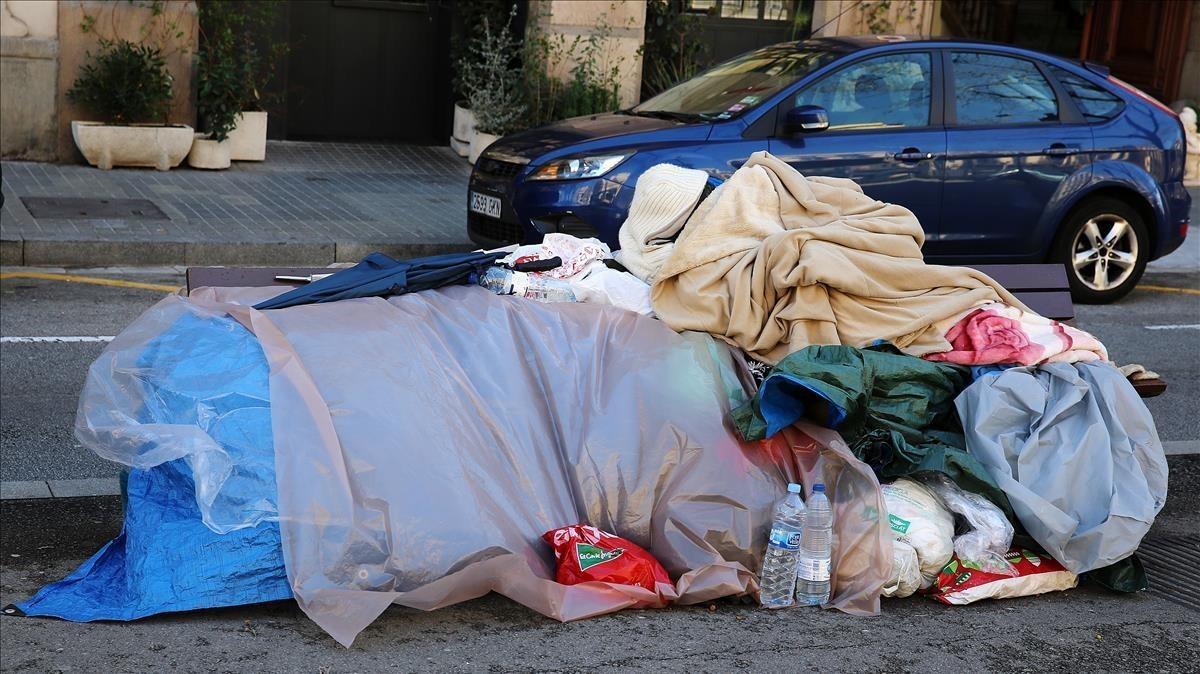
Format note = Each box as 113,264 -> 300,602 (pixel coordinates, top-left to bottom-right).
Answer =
650,151 -> 1025,364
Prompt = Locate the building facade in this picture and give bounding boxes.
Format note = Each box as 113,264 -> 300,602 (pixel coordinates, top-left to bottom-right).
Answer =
1,0 -> 1196,161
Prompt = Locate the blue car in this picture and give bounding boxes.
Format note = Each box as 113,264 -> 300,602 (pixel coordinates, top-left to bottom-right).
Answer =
468,36 -> 1191,303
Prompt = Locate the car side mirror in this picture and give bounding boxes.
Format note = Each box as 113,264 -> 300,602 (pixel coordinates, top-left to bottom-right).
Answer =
785,105 -> 829,133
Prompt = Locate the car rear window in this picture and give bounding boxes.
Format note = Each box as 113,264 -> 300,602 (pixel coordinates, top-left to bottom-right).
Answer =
951,52 -> 1059,125
1048,66 -> 1125,122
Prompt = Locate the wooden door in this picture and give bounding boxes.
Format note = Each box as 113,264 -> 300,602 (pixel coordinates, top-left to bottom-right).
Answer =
1081,0 -> 1193,102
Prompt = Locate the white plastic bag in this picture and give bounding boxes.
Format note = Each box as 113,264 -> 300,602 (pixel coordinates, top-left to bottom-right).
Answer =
882,540 -> 921,598
881,478 -> 954,587
917,473 -> 1016,576
570,266 -> 654,316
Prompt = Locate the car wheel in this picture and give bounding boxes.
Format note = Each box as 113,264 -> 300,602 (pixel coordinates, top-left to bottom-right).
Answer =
1053,197 -> 1149,304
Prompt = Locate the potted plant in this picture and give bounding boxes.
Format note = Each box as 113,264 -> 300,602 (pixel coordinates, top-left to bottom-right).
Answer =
450,0 -> 513,156
67,39 -> 193,170
197,0 -> 287,161
458,10 -> 526,164
189,23 -> 240,169
451,102 -> 477,158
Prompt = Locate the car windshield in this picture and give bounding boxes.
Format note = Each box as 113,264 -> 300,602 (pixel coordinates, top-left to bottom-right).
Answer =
631,45 -> 837,121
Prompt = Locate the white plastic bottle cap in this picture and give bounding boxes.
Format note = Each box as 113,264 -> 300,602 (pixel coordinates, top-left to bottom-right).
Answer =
787,483 -> 803,493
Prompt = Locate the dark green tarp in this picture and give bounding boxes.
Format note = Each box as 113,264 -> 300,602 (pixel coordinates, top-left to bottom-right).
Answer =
731,344 -> 1014,518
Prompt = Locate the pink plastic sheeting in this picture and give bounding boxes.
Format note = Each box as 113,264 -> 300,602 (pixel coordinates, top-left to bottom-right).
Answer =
85,285 -> 890,646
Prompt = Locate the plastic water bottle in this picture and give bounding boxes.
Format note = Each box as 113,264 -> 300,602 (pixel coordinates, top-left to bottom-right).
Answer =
477,267 -> 576,303
796,483 -> 832,606
758,483 -> 807,609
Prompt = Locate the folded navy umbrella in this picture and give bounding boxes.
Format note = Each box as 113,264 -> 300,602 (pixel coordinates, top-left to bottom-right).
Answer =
254,250 -> 505,310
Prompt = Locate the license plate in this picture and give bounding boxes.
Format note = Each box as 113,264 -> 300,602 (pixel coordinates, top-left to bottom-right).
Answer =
470,191 -> 501,219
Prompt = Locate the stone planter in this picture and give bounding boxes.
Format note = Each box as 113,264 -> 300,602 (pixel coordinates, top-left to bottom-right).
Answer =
186,133 -> 231,170
70,121 -> 193,171
451,102 -> 475,157
468,131 -> 499,165
226,111 -> 268,161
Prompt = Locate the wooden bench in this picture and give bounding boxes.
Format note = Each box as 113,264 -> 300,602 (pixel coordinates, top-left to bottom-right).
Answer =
185,262 -> 1165,397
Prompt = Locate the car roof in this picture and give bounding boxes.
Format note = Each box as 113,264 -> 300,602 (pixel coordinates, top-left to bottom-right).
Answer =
795,35 -> 1051,54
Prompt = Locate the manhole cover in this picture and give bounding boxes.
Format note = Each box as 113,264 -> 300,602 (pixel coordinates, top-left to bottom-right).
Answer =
20,197 -> 168,220
1140,534 -> 1200,612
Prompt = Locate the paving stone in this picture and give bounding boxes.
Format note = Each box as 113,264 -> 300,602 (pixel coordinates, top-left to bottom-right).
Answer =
1,141 -> 473,266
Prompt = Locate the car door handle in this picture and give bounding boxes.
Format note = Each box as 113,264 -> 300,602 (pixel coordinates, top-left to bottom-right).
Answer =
1044,143 -> 1077,156
893,149 -> 934,162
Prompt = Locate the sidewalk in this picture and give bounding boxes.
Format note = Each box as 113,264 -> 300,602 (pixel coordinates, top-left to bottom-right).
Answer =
3,147 -> 1196,270
1,141 -> 473,267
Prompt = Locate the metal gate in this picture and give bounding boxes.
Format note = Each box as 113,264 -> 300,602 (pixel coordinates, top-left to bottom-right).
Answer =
283,0 -> 453,143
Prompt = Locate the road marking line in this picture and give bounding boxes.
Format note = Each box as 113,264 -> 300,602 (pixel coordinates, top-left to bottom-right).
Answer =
1,336 -> 115,343
0,271 -> 180,293
1144,324 -> 1200,330
1139,284 -> 1200,296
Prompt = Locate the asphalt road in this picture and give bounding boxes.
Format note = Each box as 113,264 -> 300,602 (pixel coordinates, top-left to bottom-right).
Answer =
0,266 -> 1197,671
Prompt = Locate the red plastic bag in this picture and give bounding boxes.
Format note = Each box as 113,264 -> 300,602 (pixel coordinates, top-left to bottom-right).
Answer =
543,524 -> 673,595
931,548 -> 1077,605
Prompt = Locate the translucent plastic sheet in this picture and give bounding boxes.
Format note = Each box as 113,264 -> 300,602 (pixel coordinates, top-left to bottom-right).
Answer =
75,291 -> 282,533
75,285 -> 889,646
212,285 -> 798,646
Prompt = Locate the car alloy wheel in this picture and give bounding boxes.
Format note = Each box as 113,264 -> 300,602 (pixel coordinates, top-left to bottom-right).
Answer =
1069,213 -> 1139,292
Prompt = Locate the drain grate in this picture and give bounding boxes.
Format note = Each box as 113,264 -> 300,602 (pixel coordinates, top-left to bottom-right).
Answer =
1139,535 -> 1200,612
21,196 -> 168,220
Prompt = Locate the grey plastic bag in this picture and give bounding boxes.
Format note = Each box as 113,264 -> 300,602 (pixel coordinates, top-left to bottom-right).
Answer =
955,362 -> 1167,574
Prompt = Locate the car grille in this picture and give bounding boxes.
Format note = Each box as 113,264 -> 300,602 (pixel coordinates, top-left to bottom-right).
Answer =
475,157 -> 524,179
469,212 -> 523,245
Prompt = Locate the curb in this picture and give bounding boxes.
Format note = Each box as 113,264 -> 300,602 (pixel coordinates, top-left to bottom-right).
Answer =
1,478 -> 120,500
0,238 -> 477,267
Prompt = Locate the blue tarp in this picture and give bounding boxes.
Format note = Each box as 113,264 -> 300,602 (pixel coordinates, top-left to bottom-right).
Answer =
16,312 -> 290,620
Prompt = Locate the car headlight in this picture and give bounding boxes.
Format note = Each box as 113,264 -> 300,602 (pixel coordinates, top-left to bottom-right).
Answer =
527,153 -> 632,181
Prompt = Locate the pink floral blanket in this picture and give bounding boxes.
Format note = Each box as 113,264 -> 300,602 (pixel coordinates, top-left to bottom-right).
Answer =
925,302 -> 1107,366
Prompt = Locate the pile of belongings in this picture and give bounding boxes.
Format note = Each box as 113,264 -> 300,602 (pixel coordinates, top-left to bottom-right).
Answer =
13,152 -> 1167,646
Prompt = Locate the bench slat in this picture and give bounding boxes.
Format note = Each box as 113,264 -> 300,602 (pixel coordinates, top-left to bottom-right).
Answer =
1009,291 -> 1075,322
967,264 -> 1070,292
186,267 -> 333,291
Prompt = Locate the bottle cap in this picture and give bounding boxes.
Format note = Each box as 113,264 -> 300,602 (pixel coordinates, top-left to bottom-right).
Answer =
787,483 -> 802,493
812,483 -> 825,493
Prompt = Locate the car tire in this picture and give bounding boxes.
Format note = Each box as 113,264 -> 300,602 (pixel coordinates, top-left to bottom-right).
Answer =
1052,197 -> 1149,304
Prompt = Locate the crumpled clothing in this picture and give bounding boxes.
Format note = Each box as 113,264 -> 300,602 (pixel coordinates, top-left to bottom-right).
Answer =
502,233 -> 612,280
648,151 -> 1024,364
569,265 -> 654,316
732,344 -> 1013,516
615,163 -> 712,284
956,361 -> 1168,574
926,302 -> 1107,366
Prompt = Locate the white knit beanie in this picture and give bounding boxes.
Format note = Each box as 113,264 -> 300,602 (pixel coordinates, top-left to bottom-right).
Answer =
616,163 -> 710,284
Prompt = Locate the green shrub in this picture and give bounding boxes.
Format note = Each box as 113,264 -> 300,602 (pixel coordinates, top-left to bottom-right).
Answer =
640,0 -> 708,100
67,39 -> 173,125
197,0 -> 289,116
196,26 -> 242,141
521,4 -> 627,128
458,8 -> 527,135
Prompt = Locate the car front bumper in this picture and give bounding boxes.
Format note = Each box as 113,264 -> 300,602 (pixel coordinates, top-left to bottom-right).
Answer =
467,159 -> 633,249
